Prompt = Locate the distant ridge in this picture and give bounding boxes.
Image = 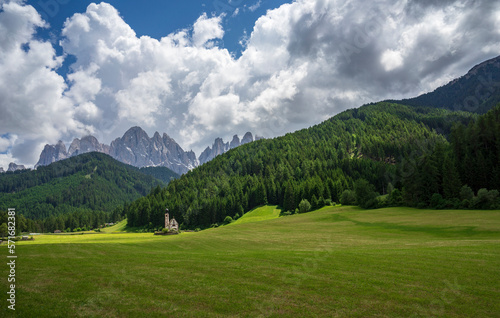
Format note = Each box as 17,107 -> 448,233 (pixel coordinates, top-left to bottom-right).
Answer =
36,127 -> 197,175
36,129 -> 260,173
198,132 -> 259,165
390,55 -> 500,113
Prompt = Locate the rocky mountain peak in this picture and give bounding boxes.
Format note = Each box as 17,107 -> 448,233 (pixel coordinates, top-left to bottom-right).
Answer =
152,131 -> 162,141
35,141 -> 68,168
242,132 -> 254,145
198,132 -> 257,165
68,135 -> 109,157
230,135 -> 240,149
109,128 -> 197,175
8,162 -> 26,172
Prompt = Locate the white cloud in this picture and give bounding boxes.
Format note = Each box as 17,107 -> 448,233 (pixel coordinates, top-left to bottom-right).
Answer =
0,1 -> 88,166
192,13 -> 225,48
116,71 -> 172,125
248,0 -> 262,12
2,0 -> 500,166
381,49 -> 403,71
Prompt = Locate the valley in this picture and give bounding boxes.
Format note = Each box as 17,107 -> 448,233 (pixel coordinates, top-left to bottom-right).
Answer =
2,206 -> 499,317
2,1 -> 500,317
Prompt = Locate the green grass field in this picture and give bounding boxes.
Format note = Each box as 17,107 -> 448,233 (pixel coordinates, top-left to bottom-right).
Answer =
100,219 -> 128,233
1,206 -> 499,317
230,205 -> 281,225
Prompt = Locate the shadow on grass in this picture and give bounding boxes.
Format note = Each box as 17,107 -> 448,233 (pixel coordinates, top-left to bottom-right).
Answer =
331,213 -> 499,238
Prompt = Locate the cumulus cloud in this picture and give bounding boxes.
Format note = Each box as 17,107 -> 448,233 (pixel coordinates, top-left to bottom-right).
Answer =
192,13 -> 225,48
0,1 -> 89,166
1,0 -> 500,166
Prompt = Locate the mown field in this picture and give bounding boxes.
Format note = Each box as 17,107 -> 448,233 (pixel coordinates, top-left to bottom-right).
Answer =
1,206 -> 499,317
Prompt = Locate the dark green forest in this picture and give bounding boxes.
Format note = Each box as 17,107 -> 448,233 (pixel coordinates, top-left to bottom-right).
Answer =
124,103 -> 499,230
139,166 -> 180,184
0,153 -> 165,233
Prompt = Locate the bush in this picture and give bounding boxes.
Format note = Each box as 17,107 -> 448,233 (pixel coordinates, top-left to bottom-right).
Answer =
223,216 -> 233,225
416,202 -> 427,209
460,185 -> 474,201
354,179 -> 377,209
430,193 -> 446,209
376,195 -> 388,208
460,199 -> 471,209
194,228 -> 200,232
388,189 -> 403,206
340,190 -> 356,205
449,198 -> 461,209
298,199 -> 311,214
473,188 -> 499,209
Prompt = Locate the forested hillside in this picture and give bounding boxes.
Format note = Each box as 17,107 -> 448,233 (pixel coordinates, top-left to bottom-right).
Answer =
125,102 -> 500,230
0,152 -> 164,232
139,166 -> 179,184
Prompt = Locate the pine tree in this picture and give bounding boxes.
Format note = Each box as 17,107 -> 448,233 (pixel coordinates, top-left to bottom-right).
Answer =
442,152 -> 461,199
284,182 -> 295,212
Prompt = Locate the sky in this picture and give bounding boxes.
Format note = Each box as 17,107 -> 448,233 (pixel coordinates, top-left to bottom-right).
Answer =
0,0 -> 499,169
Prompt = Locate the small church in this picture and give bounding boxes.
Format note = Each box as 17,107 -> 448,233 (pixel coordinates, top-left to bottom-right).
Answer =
165,209 -> 179,231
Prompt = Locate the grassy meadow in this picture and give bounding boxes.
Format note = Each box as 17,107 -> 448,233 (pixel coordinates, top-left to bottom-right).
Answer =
1,206 -> 499,317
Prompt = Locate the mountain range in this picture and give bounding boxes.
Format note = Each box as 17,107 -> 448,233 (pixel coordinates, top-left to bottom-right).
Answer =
199,132 -> 263,165
34,128 -> 258,175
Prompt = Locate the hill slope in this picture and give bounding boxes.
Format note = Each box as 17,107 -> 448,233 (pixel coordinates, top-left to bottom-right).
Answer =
392,55 -> 500,113
0,152 -> 164,228
126,102 -> 486,229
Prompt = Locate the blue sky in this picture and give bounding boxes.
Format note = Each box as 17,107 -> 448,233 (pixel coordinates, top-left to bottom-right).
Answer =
28,0 -> 287,56
1,0 -> 500,167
